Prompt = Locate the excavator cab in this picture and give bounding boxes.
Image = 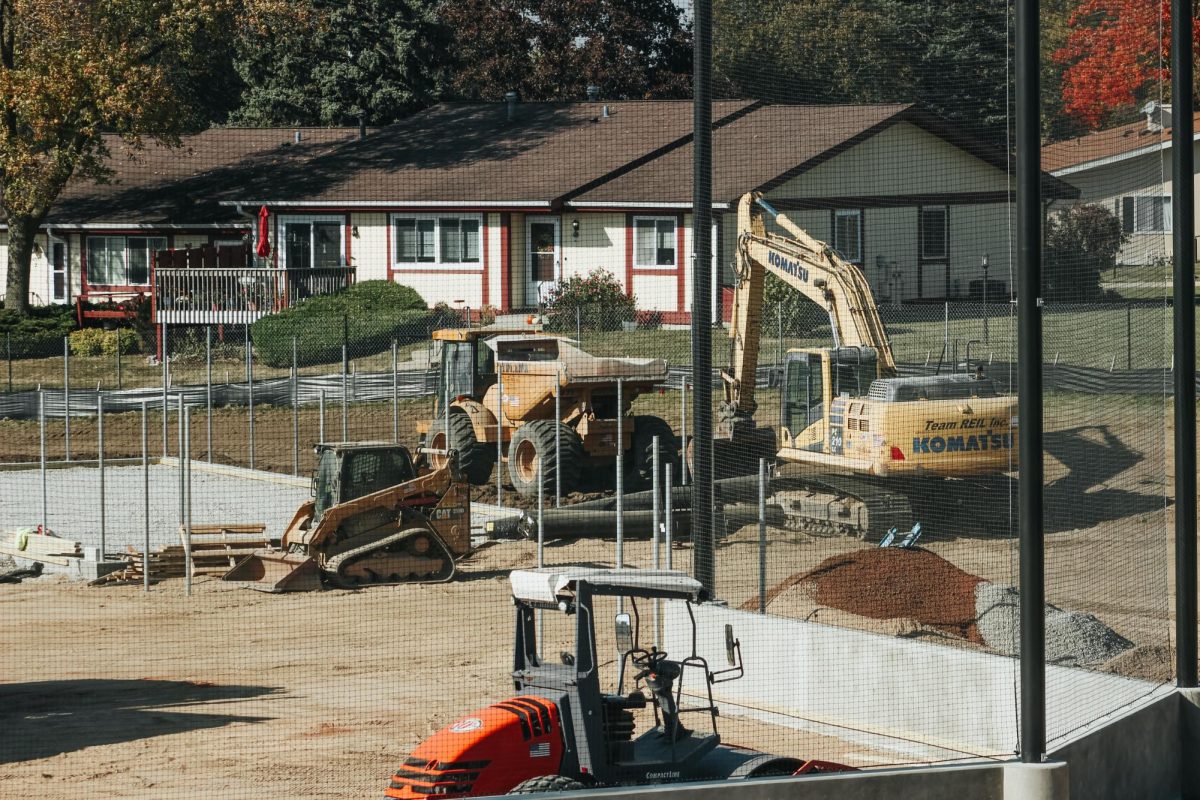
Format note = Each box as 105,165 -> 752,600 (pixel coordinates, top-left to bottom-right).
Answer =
312,444 -> 417,523
781,348 -> 879,453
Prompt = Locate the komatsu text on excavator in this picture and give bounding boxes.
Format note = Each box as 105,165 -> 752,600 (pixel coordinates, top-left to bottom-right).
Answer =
720,192 -> 1018,537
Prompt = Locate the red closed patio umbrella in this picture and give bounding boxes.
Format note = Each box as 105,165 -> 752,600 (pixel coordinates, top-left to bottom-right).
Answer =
256,205 -> 272,258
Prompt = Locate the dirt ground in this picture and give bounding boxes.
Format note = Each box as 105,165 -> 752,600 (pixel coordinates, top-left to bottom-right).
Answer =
0,394 -> 1189,797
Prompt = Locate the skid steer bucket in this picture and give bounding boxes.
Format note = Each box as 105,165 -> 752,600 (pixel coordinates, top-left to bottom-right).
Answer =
222,550 -> 323,593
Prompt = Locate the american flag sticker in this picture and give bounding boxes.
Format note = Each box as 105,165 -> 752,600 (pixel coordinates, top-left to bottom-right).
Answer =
529,742 -> 551,758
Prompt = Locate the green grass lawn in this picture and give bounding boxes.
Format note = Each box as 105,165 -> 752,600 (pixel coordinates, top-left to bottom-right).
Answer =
0,303 -> 1187,395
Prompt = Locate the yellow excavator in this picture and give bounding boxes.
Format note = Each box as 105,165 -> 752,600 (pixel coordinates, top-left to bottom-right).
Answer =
720,192 -> 1018,536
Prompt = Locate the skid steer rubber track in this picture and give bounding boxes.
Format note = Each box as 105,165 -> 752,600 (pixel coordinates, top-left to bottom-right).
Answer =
323,527 -> 457,589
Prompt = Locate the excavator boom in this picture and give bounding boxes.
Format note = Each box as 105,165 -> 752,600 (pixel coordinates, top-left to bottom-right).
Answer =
723,192 -> 898,422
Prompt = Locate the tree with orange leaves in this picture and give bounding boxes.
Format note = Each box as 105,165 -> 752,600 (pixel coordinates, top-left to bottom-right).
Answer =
1055,0 -> 1200,130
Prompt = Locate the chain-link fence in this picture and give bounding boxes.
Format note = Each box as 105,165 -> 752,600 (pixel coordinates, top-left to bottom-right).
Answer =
0,0 -> 1194,796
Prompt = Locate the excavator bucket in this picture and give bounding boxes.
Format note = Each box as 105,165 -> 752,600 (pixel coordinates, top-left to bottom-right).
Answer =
221,549 -> 323,593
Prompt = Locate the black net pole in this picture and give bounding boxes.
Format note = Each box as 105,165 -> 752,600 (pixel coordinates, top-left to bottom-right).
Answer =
691,0 -> 715,597
1173,0 -> 1197,689
1016,0 -> 1045,763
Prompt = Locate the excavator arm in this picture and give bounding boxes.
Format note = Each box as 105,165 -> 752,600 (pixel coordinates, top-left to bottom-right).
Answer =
721,192 -> 898,429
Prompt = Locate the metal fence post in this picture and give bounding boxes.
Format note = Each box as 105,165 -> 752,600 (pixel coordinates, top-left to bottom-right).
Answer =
205,326 -> 212,463
652,434 -> 662,645
776,304 -> 783,371
554,381 -> 562,507
758,458 -> 767,614
247,331 -> 255,470
575,305 -> 581,344
319,389 -> 326,444
141,400 -> 150,592
98,394 -> 106,559
680,377 -> 688,485
115,331 -> 123,390
496,370 -> 504,507
341,344 -> 349,441
292,336 -> 299,476
615,378 -> 624,570
63,336 -> 70,461
161,322 -> 169,456
39,390 -> 47,534
178,394 -> 184,540
6,331 -> 11,393
664,463 -> 673,570
183,403 -> 192,598
537,457 -> 546,652
391,339 -> 399,443
1126,302 -> 1132,370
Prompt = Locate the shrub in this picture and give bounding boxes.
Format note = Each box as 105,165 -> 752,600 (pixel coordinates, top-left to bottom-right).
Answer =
250,280 -> 436,367
763,272 -> 827,336
0,305 -> 78,358
636,310 -> 663,329
543,269 -> 636,332
1044,204 -> 1127,302
68,328 -> 137,356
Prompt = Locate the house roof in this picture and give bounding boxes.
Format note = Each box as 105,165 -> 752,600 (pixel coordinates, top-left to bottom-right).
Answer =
1042,112 -> 1200,174
43,128 -> 364,226
571,103 -> 911,206
574,104 -> 1078,205
219,100 -> 758,208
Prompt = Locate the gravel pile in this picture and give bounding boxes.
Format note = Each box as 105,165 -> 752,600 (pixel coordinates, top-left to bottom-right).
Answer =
974,582 -> 1134,665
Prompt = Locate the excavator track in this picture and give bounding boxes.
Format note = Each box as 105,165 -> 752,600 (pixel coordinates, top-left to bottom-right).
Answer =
770,472 -> 915,540
323,527 -> 457,589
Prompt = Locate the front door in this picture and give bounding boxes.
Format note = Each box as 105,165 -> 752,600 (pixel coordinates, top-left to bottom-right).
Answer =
526,217 -> 560,306
49,237 -> 69,304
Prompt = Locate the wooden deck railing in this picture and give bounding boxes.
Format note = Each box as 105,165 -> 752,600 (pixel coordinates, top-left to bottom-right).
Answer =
153,265 -> 356,325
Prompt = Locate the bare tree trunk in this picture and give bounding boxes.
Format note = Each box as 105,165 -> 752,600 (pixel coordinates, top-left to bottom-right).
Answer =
4,215 -> 40,314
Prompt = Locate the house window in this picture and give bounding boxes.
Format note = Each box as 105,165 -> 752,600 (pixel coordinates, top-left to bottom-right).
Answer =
282,218 -> 344,269
1119,196 -> 1172,233
919,206 -> 948,260
832,209 -> 862,263
393,214 -> 481,266
86,236 -> 166,286
634,217 -> 677,268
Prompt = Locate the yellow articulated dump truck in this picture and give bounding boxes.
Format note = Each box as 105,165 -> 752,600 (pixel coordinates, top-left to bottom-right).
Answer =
720,192 -> 1018,537
418,329 -> 676,498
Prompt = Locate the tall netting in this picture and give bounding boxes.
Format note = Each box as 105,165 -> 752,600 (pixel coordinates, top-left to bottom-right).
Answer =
0,0 -> 1188,796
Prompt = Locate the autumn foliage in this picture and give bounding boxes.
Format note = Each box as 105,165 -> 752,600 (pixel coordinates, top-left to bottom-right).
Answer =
1055,0 -> 1200,129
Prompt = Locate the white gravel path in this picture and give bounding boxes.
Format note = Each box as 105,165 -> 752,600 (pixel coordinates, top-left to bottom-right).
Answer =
0,464 -> 310,556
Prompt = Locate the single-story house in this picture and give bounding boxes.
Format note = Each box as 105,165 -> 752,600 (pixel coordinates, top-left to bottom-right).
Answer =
3,99 -> 1077,325
0,127 -> 362,308
1043,102 -> 1191,267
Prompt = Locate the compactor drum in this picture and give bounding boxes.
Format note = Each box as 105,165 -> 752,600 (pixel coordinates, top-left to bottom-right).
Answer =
223,443 -> 470,591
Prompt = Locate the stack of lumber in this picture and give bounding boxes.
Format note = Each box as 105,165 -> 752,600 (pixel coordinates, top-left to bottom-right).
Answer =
89,524 -> 269,585
0,529 -> 83,566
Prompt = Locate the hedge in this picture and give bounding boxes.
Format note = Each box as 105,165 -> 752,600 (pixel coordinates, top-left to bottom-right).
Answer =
0,305 -> 78,359
250,281 -> 441,367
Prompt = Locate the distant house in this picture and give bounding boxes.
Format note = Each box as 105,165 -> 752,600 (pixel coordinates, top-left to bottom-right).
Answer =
1043,102 -> 1190,267
3,100 -> 1076,326
0,128 -> 361,309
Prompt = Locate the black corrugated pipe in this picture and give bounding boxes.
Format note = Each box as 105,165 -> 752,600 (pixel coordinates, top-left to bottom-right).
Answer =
1172,0 -> 1197,689
691,0 -> 715,598
1016,0 -> 1045,763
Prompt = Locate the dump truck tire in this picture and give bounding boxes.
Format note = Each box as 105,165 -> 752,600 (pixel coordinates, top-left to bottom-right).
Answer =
629,415 -> 679,490
427,409 -> 494,485
507,775 -> 586,794
508,420 -> 583,498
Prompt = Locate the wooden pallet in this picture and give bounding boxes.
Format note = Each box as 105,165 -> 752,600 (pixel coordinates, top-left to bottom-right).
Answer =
179,523 -> 270,576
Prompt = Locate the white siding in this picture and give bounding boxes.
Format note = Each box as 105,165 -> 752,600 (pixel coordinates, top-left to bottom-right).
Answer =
561,212 -> 624,284
1052,146 -> 1180,266
486,213 -> 502,308
509,213 -> 526,309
